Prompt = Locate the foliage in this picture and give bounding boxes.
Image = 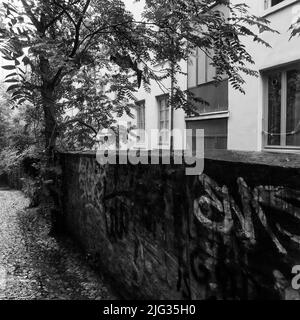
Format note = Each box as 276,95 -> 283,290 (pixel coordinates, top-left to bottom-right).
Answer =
0,144 -> 40,173
55,68 -> 136,150
0,143 -> 45,207
290,10 -> 300,39
0,85 -> 19,149
0,94 -> 43,205
0,0 -> 278,152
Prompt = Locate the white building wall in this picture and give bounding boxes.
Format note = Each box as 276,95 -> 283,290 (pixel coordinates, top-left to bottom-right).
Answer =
125,60 -> 187,150
228,0 -> 300,151
118,0 -> 187,150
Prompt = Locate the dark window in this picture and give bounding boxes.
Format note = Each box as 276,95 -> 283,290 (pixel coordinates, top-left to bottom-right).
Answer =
272,0 -> 285,6
265,0 -> 285,9
188,80 -> 228,114
186,118 -> 228,151
267,71 -> 281,146
265,64 -> 300,147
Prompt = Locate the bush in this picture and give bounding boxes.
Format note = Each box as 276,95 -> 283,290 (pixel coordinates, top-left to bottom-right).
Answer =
0,145 -> 43,206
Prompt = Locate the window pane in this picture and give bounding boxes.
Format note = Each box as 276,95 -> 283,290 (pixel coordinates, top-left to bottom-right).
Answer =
136,102 -> 145,131
164,110 -> 168,122
286,69 -> 300,146
265,0 -> 284,9
268,71 -> 281,146
197,48 -> 206,85
157,95 -> 169,144
186,118 -> 228,151
272,0 -> 285,6
206,49 -> 216,82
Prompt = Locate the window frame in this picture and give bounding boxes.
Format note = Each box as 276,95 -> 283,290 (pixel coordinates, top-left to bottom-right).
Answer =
135,100 -> 146,144
263,62 -> 300,150
157,94 -> 170,146
196,47 -> 216,86
263,0 -> 299,17
264,0 -> 285,10
136,100 -> 145,130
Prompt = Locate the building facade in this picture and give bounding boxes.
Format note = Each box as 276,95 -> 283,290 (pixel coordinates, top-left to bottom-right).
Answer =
117,0 -> 187,151
121,0 -> 300,153
228,0 -> 300,152
186,0 -> 300,153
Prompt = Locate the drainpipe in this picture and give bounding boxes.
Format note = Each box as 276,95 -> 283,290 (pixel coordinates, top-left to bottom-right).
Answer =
170,59 -> 175,154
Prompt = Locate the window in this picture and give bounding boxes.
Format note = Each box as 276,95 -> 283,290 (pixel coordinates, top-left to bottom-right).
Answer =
197,48 -> 216,85
264,0 -> 285,9
186,118 -> 228,151
136,101 -> 145,130
196,5 -> 229,85
187,4 -> 229,89
265,64 -> 300,148
135,101 -> 145,143
157,95 -> 170,145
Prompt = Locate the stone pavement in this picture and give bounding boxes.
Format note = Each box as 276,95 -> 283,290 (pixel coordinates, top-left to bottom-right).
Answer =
0,188 -> 116,300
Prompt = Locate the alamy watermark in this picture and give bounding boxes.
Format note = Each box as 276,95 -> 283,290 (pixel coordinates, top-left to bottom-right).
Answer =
95,127 -> 204,176
292,265 -> 300,290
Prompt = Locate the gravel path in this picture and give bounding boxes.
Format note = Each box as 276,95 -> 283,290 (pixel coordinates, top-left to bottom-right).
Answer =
0,188 -> 116,300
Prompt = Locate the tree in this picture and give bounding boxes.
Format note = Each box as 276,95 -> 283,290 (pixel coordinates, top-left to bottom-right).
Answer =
0,87 -> 11,149
0,0 -> 277,159
0,82 -> 42,150
290,10 -> 300,38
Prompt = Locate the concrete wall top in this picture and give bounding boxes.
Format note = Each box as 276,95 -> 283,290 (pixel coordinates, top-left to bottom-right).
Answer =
59,150 -> 300,169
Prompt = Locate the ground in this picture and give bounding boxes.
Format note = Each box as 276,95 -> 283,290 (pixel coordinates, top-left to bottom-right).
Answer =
0,187 -> 116,300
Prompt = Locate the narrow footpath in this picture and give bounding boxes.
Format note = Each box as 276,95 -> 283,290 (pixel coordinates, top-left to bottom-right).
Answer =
0,187 -> 116,300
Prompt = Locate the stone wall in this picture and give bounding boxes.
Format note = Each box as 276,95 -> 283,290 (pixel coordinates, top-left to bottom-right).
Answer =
60,151 -> 300,300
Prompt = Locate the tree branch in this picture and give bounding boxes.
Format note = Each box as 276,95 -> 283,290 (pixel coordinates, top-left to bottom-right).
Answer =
70,0 -> 91,57
51,67 -> 64,87
61,118 -> 98,136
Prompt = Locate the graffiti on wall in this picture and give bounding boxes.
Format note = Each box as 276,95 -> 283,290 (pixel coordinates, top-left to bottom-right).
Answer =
194,174 -> 300,254
78,157 -> 106,210
74,156 -> 300,299
178,174 -> 300,300
78,157 -> 133,241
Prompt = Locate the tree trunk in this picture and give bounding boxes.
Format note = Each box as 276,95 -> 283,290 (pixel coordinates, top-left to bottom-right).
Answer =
42,88 -> 57,161
41,85 -> 64,235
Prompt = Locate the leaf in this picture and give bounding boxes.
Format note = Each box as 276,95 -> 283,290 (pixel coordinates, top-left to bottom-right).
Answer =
6,4 -> 18,14
2,55 -> 14,61
4,78 -> 19,83
5,73 -> 18,79
7,84 -> 20,92
2,65 -> 16,70
22,56 -> 31,66
17,98 -> 27,105
11,90 -> 24,98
